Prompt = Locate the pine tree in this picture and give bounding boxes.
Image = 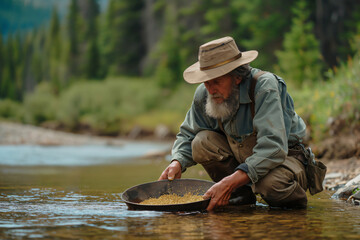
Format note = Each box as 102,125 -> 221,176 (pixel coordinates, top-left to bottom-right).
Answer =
30,28 -> 46,86
79,0 -> 100,79
0,34 -> 3,94
275,0 -> 323,86
199,0 -> 237,40
49,7 -> 61,59
154,1 -> 183,88
101,0 -> 145,76
79,0 -> 100,39
22,33 -> 36,93
47,7 -> 62,91
232,0 -> 294,70
66,0 -> 81,78
85,38 -> 100,79
1,35 -> 17,100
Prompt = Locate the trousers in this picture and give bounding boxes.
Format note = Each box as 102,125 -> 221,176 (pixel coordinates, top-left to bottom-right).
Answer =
191,130 -> 308,207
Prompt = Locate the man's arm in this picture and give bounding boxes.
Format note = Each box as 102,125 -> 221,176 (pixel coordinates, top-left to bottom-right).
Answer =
159,85 -> 215,178
240,75 -> 288,183
203,170 -> 250,211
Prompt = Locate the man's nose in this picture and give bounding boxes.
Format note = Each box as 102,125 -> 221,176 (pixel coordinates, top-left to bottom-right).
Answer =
205,84 -> 216,95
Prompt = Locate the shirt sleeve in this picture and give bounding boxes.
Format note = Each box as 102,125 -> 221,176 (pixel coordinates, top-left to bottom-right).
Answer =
243,77 -> 288,183
171,85 -> 214,172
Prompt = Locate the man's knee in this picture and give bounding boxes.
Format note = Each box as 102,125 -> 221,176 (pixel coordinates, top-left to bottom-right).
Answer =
192,130 -> 240,182
192,130 -> 231,164
253,166 -> 307,207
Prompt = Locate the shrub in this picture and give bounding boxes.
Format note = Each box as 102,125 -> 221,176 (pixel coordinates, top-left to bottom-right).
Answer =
23,82 -> 58,125
291,54 -> 360,142
0,99 -> 23,121
56,77 -> 161,134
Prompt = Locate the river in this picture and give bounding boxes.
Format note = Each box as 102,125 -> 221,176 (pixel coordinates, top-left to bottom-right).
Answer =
1,143 -> 359,239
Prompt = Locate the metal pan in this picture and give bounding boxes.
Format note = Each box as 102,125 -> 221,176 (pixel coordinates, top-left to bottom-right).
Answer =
121,179 -> 215,212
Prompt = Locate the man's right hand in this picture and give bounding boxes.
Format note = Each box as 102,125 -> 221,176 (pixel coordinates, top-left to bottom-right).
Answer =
158,160 -> 182,181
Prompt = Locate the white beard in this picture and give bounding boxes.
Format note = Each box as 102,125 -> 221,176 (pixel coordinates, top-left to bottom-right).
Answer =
205,85 -> 240,121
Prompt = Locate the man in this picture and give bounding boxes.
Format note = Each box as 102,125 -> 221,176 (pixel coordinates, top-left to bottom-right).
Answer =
159,36 -> 318,211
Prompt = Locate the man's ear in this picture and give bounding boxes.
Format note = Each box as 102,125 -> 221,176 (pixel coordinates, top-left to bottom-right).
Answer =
234,76 -> 242,85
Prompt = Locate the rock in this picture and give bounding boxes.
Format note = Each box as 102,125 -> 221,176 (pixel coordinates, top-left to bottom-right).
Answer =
332,174 -> 360,203
345,174 -> 360,187
332,186 -> 356,199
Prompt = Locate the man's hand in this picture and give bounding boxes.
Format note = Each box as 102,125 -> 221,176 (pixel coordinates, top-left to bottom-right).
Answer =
203,170 -> 250,211
158,160 -> 182,181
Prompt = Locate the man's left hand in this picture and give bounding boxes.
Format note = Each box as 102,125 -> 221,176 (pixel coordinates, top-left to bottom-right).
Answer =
203,170 -> 251,211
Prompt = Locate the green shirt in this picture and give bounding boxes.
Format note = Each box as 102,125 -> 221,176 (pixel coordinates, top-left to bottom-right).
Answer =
171,68 -> 306,183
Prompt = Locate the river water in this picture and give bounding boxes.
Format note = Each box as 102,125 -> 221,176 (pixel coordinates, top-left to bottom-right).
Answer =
1,143 -> 359,239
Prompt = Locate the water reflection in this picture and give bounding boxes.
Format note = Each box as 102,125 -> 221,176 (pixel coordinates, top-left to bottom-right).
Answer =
1,187 -> 360,239
0,144 -> 360,239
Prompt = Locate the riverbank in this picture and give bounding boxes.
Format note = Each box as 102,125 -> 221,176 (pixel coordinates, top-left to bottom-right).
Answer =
1,121 -> 359,191
0,121 -> 128,146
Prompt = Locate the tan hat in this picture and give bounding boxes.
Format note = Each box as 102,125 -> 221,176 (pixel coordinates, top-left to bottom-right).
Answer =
183,36 -> 258,84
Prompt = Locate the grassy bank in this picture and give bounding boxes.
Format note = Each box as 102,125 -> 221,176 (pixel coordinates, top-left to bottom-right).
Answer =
290,55 -> 360,142
0,56 -> 359,143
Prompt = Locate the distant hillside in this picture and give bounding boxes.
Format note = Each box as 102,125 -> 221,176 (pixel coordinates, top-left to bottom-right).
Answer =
0,0 -> 108,38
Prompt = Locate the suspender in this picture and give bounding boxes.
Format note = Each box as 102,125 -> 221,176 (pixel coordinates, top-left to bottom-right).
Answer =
249,71 -> 267,118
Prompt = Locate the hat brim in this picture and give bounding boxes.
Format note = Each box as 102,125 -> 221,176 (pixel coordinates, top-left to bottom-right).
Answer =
183,50 -> 258,84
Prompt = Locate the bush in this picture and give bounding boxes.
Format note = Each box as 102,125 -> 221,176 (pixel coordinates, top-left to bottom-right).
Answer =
23,83 -> 58,125
291,54 -> 360,142
0,99 -> 23,121
56,77 -> 161,134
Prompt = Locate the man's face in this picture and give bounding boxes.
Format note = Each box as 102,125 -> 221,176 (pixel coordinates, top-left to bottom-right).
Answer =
204,73 -> 242,120
204,74 -> 241,104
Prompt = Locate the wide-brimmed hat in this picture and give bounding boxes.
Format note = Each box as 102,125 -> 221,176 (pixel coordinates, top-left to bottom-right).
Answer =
183,36 -> 258,84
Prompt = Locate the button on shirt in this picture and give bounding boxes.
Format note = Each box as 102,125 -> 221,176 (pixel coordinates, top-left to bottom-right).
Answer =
171,68 -> 307,183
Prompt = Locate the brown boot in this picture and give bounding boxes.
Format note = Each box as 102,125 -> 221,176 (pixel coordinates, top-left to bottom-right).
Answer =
229,186 -> 256,205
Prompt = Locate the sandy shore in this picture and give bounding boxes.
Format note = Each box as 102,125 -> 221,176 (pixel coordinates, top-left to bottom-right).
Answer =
0,121 -> 127,146
1,121 -> 359,190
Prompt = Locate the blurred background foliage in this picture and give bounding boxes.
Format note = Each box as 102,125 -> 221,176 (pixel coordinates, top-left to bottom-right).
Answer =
0,0 -> 359,142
